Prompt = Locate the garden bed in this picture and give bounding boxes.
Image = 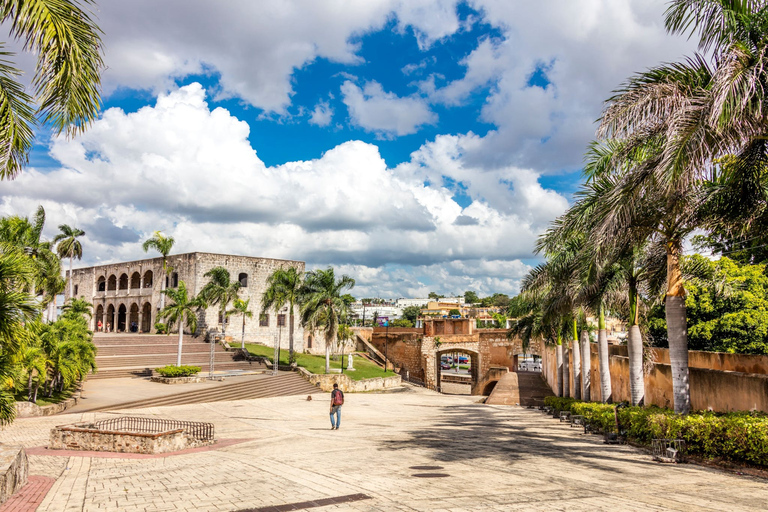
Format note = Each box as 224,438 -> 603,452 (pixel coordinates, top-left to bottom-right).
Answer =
150,375 -> 208,385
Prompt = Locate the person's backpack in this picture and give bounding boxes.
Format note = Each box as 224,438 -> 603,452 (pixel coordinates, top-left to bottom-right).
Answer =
332,389 -> 344,406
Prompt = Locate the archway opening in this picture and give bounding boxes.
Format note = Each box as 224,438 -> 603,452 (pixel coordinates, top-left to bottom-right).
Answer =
141,302 -> 152,333
130,272 -> 141,290
516,353 -> 541,372
129,303 -> 139,332
97,276 -> 106,292
95,305 -> 104,331
437,349 -> 478,395
107,275 -> 116,291
483,381 -> 498,396
106,304 -> 115,331
117,304 -> 127,332
118,273 -> 128,290
143,270 -> 153,288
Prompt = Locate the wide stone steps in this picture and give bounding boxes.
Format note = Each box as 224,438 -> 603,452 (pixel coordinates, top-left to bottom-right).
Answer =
82,372 -> 319,411
91,333 -> 262,379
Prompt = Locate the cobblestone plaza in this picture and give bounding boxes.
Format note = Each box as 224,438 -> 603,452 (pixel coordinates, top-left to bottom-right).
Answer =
1,385 -> 767,511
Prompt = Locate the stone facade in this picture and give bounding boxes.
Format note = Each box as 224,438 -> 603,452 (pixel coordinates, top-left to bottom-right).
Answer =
368,321 -> 542,395
66,252 -> 305,346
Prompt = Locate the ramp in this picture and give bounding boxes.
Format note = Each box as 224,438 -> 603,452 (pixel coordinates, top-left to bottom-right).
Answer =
486,371 -> 554,406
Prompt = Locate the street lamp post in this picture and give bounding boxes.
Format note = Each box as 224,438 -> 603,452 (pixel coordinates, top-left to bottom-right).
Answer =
384,320 -> 389,373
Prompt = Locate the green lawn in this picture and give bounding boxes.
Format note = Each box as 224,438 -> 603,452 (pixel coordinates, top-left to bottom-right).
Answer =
15,388 -> 74,407
242,343 -> 396,381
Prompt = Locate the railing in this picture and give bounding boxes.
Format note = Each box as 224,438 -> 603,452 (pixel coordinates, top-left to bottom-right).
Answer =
92,417 -> 214,441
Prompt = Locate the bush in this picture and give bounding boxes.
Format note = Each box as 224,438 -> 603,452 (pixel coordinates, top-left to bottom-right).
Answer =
154,322 -> 168,334
549,398 -> 768,467
155,365 -> 201,378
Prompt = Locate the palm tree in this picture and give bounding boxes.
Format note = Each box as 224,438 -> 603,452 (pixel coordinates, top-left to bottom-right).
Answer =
61,297 -> 93,320
261,267 -> 304,363
158,282 -> 204,366
200,266 -> 241,335
227,298 -> 252,350
38,250 -> 65,322
299,267 -> 355,374
0,0 -> 104,180
53,224 -> 84,300
142,232 -> 175,310
0,249 -> 38,356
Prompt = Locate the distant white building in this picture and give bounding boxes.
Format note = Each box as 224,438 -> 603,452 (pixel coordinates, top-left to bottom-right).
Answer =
396,297 -> 464,308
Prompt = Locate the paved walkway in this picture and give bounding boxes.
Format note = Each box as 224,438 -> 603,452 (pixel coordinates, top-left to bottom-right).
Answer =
1,385 -> 767,511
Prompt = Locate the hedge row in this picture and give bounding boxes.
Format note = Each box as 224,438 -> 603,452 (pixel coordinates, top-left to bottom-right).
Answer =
155,365 -> 202,378
543,396 -> 768,467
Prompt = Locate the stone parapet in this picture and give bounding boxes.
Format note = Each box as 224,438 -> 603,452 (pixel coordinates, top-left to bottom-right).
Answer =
296,367 -> 401,392
0,445 -> 27,505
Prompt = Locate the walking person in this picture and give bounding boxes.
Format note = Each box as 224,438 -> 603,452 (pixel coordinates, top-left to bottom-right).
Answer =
330,383 -> 344,430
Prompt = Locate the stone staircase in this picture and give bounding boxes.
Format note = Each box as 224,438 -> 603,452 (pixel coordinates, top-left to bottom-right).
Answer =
80,372 -> 320,412
91,333 -> 267,379
486,371 -> 554,407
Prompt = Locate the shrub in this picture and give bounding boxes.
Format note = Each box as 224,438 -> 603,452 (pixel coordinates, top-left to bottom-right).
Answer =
154,322 -> 168,334
155,365 -> 201,378
552,399 -> 768,467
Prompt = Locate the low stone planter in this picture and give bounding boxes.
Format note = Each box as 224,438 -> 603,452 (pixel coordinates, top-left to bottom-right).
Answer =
297,367 -> 402,392
15,391 -> 80,418
150,375 -> 207,385
0,445 -> 27,505
49,417 -> 215,455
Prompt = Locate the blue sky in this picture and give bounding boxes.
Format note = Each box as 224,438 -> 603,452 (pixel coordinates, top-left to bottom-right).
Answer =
1,0 -> 696,298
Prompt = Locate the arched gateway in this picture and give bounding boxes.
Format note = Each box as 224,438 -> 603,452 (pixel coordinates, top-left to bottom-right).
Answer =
369,318 -> 542,396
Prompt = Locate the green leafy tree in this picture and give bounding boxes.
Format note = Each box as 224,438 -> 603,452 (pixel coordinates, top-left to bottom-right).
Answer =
261,266 -> 303,363
158,281 -> 205,366
227,298 -> 252,350
448,308 -> 461,317
428,292 -> 444,300
142,231 -> 175,310
0,0 -> 104,180
299,267 -> 355,373
464,291 -> 479,304
402,305 -> 421,324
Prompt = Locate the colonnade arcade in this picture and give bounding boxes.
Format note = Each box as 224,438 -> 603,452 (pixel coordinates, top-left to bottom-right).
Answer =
97,270 -> 153,292
95,301 -> 153,333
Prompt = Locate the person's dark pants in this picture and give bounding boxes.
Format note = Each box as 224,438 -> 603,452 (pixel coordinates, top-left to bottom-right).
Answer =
330,405 -> 341,428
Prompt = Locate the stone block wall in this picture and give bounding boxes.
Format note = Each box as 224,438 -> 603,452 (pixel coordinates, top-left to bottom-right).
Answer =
0,445 -> 27,505
49,425 -> 212,454
541,343 -> 768,412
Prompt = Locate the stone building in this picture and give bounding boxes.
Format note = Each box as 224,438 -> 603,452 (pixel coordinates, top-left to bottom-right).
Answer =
65,252 -> 305,347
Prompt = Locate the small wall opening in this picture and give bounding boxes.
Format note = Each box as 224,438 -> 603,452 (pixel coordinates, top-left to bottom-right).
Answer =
482,381 -> 498,396
238,272 -> 248,287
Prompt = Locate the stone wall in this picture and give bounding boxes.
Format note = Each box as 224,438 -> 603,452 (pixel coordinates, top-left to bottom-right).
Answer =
68,252 -> 305,346
49,425 -> 212,454
297,367 -> 402,392
541,343 -> 768,412
0,446 -> 27,505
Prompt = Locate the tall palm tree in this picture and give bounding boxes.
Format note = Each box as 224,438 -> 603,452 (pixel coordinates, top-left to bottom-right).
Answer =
200,266 -> 241,335
0,0 -> 104,180
53,224 -> 84,300
227,298 -> 252,350
158,281 -> 204,366
142,231 -> 175,310
299,267 -> 355,373
38,250 -> 65,322
262,267 -> 304,363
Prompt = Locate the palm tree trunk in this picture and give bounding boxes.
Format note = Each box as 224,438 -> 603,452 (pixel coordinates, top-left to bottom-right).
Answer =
241,317 -> 246,350
325,336 -> 331,374
288,310 -> 295,364
666,243 -> 691,414
571,322 -> 581,400
32,381 -> 40,403
597,305 -> 611,403
580,329 -> 590,402
27,374 -> 33,402
562,344 -> 570,398
69,254 -> 74,300
555,338 -> 563,397
628,324 -> 644,406
176,318 -> 184,366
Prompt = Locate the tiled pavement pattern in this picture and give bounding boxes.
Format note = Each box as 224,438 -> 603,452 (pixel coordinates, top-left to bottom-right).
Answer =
0,385 -> 767,511
0,476 -> 55,512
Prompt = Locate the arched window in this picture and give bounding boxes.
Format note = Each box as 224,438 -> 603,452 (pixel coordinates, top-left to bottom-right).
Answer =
143,270 -> 153,287
97,276 -> 106,292
238,273 -> 248,287
171,272 -> 179,288
118,273 -> 128,290
107,275 -> 117,291
130,272 -> 141,289
307,336 -> 312,349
